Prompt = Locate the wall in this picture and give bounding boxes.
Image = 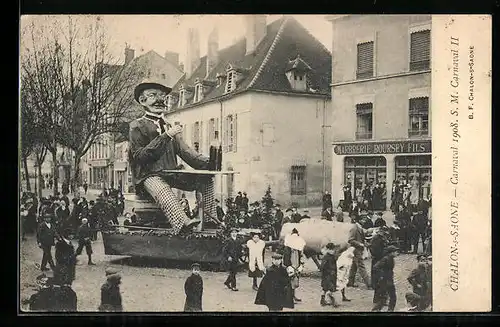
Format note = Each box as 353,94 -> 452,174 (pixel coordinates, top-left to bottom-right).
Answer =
331,15 -> 431,84
165,91 -> 332,208
249,92 -> 332,207
332,74 -> 431,141
165,93 -> 252,202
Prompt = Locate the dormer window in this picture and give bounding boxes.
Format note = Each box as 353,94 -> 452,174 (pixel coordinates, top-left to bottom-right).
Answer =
178,89 -> 186,107
194,79 -> 204,103
225,71 -> 235,93
285,55 -> 312,92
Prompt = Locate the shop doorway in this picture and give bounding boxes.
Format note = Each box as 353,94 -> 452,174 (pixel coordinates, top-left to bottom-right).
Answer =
344,156 -> 387,207
395,155 -> 432,201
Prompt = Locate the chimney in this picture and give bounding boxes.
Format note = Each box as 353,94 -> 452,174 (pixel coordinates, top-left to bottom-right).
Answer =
185,28 -> 200,77
164,51 -> 180,67
245,15 -> 267,55
124,46 -> 135,65
206,27 -> 219,77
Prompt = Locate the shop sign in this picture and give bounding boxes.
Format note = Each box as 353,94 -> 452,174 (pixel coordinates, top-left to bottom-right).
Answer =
89,159 -> 108,167
334,140 -> 431,155
114,161 -> 128,171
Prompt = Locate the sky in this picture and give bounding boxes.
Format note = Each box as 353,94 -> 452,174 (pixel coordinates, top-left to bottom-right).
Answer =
20,15 -> 332,66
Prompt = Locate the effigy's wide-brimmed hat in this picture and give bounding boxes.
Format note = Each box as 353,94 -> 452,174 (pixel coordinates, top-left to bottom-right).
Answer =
134,79 -> 172,103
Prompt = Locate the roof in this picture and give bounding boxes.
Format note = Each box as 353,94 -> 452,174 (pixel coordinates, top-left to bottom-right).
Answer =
285,55 -> 313,73
168,16 -> 331,112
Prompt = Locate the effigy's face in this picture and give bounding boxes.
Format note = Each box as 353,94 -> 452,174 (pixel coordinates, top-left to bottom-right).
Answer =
140,88 -> 168,114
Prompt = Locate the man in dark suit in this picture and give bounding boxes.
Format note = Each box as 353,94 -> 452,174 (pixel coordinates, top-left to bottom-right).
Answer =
37,210 -> 57,272
75,218 -> 95,265
129,80 -> 216,235
254,254 -> 294,312
322,191 -> 333,211
347,217 -> 371,289
273,205 -> 284,239
222,228 -> 241,291
241,192 -> 249,213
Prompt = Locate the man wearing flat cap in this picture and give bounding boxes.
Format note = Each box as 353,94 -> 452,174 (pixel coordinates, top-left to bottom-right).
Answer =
254,253 -> 294,311
371,245 -> 399,312
128,79 -> 217,235
99,267 -> 123,312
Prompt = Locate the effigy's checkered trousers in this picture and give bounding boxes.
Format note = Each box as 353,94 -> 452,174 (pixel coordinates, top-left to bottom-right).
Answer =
143,175 -> 217,234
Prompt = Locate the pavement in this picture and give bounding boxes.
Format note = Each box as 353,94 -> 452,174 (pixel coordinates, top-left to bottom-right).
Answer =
21,187 -> 418,312
20,230 -> 423,312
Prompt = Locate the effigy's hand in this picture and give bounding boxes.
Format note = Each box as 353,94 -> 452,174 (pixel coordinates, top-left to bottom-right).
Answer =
166,125 -> 183,138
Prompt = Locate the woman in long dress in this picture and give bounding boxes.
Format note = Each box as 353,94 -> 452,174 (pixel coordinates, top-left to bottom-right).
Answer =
246,232 -> 266,290
335,246 -> 355,303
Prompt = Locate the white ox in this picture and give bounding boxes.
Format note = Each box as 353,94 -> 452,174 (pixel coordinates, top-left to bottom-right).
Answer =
279,219 -> 375,266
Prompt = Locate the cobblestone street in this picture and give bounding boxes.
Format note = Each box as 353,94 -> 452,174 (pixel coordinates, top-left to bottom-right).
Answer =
20,223 -> 421,312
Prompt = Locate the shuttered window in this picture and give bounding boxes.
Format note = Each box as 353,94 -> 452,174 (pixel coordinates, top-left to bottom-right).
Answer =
225,71 -> 235,93
192,121 -> 201,152
356,103 -> 373,140
408,97 -> 429,137
356,41 -> 374,79
223,114 -> 237,153
410,30 -> 431,71
290,165 -> 307,195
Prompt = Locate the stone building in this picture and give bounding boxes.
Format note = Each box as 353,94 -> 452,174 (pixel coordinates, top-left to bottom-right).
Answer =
327,15 -> 432,209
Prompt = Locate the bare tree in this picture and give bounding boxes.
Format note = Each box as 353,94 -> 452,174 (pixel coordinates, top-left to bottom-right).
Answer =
32,143 -> 48,199
20,85 -> 35,192
20,17 -> 66,196
51,16 -> 138,193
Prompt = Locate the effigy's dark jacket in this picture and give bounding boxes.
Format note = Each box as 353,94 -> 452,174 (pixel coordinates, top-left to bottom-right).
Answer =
128,117 -> 210,195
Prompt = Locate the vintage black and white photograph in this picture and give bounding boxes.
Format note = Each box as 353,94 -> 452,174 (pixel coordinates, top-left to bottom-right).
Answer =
19,14 -> 433,312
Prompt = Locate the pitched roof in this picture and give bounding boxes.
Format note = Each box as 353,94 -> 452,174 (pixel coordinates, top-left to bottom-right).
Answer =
168,16 -> 331,112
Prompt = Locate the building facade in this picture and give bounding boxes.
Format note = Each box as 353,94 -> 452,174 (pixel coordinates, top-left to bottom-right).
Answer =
327,15 -> 432,209
164,16 -> 332,207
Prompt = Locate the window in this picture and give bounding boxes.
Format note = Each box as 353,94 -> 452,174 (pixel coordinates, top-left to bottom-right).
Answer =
356,41 -> 374,79
224,114 -> 237,152
208,118 -> 220,144
356,103 -> 373,140
290,165 -> 306,195
408,97 -> 429,137
410,30 -> 431,71
194,84 -> 204,103
225,71 -> 235,93
192,121 -> 201,150
395,155 -> 432,200
344,156 -> 387,196
178,90 -> 186,107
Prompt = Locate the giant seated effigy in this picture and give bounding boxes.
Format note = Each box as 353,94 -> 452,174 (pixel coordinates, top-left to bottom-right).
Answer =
101,170 -> 241,264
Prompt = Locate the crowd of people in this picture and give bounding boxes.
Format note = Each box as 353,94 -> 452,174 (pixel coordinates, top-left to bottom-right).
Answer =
218,222 -> 432,312
22,182 -> 432,313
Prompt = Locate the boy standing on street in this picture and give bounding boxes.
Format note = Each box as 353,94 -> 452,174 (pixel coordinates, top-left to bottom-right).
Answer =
75,218 -> 95,265
184,263 -> 203,312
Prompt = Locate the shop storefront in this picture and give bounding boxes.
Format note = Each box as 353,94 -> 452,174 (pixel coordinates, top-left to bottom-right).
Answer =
88,159 -> 111,189
332,139 -> 431,209
113,161 -> 129,193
